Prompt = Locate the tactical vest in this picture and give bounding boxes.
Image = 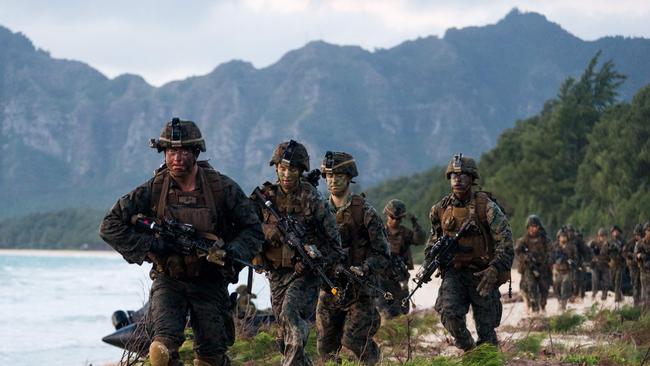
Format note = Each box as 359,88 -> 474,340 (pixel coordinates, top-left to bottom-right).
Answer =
387,225 -> 415,268
517,235 -> 549,272
149,161 -> 226,279
260,181 -> 319,269
437,192 -> 492,270
335,194 -> 369,266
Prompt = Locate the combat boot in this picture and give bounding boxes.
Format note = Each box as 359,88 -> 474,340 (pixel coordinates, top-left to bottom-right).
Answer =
149,340 -> 170,366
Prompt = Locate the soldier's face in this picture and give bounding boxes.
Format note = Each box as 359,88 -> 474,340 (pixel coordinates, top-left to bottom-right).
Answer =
449,173 -> 472,195
598,234 -> 607,242
165,147 -> 196,178
559,236 -> 568,246
276,164 -> 301,191
528,224 -> 540,237
611,230 -> 621,240
387,215 -> 401,229
326,173 -> 350,197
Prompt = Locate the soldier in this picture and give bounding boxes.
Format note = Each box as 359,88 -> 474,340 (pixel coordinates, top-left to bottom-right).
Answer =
252,140 -> 342,366
234,284 -> 258,337
566,225 -> 590,301
515,215 -> 552,314
623,224 -> 643,306
316,151 -> 390,365
608,225 -> 625,302
99,118 -> 264,366
552,231 -> 577,311
378,199 -> 426,317
589,228 -> 611,301
427,154 -> 514,351
635,222 -> 650,308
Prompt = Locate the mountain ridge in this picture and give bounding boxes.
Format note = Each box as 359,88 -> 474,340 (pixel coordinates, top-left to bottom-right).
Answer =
2,10 -> 650,218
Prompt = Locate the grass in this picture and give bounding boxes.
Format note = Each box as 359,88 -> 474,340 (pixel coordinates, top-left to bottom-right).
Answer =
549,310 -> 585,332
514,333 -> 544,356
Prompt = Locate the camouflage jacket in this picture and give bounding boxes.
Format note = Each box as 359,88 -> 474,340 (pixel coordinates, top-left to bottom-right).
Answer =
99,167 -> 264,268
327,194 -> 390,276
622,237 -> 639,268
385,222 -> 426,269
635,238 -> 650,270
515,233 -> 551,273
253,181 -> 342,270
427,192 -> 514,273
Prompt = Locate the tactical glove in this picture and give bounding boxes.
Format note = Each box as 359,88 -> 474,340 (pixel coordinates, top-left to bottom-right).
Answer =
206,238 -> 228,266
294,260 -> 306,274
350,263 -> 369,277
149,237 -> 174,257
474,266 -> 498,297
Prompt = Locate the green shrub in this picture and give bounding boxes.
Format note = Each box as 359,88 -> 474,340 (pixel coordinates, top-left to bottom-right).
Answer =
461,344 -> 505,366
549,311 -> 585,332
562,354 -> 599,365
514,334 -> 543,356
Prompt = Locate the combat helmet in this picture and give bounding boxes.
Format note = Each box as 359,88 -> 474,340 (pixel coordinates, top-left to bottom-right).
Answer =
150,117 -> 206,153
597,227 -> 608,237
634,224 -> 643,236
445,153 -> 479,180
525,215 -> 543,228
643,222 -> 650,232
320,151 -> 358,178
269,140 -> 310,172
384,199 -> 407,219
235,285 -> 257,299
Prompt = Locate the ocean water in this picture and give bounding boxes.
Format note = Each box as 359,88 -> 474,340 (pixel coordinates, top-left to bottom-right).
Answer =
0,250 -> 271,366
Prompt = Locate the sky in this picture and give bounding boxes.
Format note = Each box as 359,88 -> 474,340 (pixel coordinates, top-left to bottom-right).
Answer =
1,0 -> 649,86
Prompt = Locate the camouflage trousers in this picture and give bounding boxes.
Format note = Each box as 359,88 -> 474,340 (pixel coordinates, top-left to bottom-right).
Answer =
377,277 -> 409,318
610,265 -> 624,302
519,268 -> 550,312
434,268 -> 502,351
316,290 -> 381,365
591,265 -> 610,300
148,274 -> 234,365
628,264 -> 641,306
269,269 -> 319,366
640,270 -> 650,308
572,267 -> 587,298
553,270 -> 573,310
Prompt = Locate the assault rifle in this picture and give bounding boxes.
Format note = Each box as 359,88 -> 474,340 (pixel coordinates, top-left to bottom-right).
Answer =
401,221 -> 471,308
131,214 -> 260,271
521,246 -> 543,278
335,265 -> 394,301
554,249 -> 577,270
252,187 -> 340,297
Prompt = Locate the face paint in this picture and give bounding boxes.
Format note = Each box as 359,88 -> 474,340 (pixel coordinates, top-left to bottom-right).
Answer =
326,173 -> 350,197
276,164 -> 301,192
165,147 -> 196,178
528,225 -> 540,237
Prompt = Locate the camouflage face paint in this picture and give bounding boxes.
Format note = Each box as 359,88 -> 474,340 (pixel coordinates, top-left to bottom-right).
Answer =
276,164 -> 301,192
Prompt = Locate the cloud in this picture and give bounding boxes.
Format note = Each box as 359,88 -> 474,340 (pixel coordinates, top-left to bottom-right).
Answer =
0,0 -> 648,85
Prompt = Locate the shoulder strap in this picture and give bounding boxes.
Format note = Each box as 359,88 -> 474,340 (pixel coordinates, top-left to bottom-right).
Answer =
198,162 -> 224,220
350,194 -> 365,227
151,168 -> 170,219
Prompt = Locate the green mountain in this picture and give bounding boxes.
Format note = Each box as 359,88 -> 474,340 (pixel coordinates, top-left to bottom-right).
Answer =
367,55 -> 650,239
3,9 -> 650,219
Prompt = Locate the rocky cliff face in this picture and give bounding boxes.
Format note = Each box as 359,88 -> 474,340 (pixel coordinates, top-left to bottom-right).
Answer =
2,9 -> 650,217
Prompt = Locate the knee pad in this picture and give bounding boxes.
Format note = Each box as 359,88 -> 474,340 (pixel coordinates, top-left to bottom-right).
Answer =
149,340 -> 170,366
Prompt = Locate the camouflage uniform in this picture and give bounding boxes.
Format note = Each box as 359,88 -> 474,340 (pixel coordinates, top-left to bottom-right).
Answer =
569,228 -> 591,299
99,118 -> 263,366
589,229 -> 611,301
551,239 -> 578,311
622,225 -> 643,306
378,199 -> 426,317
253,141 -> 342,366
608,226 -> 625,302
429,155 -> 514,351
515,216 -> 552,313
316,151 -> 390,366
635,223 -> 650,308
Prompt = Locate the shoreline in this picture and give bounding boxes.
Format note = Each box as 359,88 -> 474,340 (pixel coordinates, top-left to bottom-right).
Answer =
0,248 -> 119,258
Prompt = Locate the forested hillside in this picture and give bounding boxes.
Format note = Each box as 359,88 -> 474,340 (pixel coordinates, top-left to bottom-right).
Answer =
367,54 -> 650,241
